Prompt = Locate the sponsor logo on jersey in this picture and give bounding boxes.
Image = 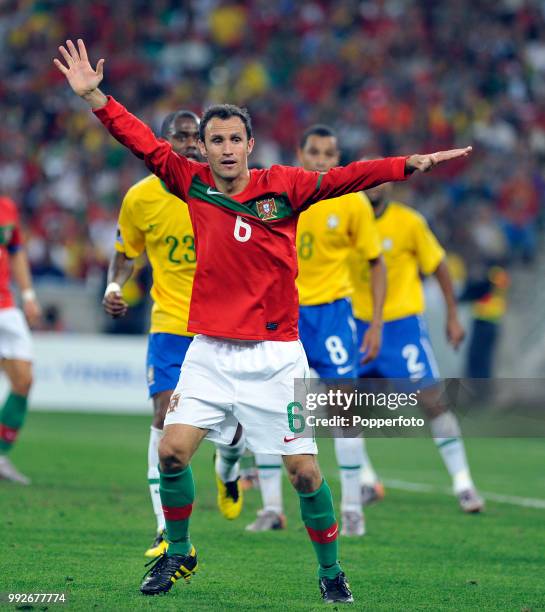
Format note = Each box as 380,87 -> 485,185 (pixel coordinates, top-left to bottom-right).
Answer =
283,434 -> 302,443
256,198 -> 278,220
206,186 -> 224,196
266,321 -> 279,330
327,214 -> 339,229
382,237 -> 393,251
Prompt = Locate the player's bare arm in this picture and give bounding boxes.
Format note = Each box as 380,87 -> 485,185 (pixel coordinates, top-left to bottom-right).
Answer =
361,255 -> 386,364
434,259 -> 465,350
405,148 -> 472,173
103,251 -> 133,318
9,249 -> 41,327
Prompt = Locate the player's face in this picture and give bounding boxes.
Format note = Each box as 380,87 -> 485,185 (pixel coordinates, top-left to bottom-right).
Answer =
199,117 -> 254,180
298,135 -> 340,173
167,117 -> 201,161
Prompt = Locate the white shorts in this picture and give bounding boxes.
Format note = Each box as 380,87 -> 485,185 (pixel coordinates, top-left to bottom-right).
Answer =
0,308 -> 33,361
164,335 -> 317,456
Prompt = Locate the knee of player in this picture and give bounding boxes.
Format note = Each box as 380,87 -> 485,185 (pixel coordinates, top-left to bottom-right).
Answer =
12,372 -> 33,397
288,464 -> 321,494
158,437 -> 190,471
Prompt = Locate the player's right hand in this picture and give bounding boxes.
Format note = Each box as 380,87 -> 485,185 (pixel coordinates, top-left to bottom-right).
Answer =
446,315 -> 465,350
405,147 -> 472,173
53,39 -> 104,97
103,291 -> 128,319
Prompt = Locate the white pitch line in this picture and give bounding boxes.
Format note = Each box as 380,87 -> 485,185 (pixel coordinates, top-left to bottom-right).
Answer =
382,479 -> 436,493
478,491 -> 545,510
383,479 -> 545,510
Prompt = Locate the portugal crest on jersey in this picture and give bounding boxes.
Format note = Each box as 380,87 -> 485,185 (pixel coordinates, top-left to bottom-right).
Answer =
256,198 -> 277,220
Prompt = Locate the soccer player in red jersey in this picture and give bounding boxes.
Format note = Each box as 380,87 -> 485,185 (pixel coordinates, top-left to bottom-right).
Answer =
55,39 -> 472,604
0,196 -> 41,484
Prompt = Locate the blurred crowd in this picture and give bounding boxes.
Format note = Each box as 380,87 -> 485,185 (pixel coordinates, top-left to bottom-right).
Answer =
1,0 -> 545,286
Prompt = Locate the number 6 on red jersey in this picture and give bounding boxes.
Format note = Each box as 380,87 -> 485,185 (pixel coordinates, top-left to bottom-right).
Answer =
234,215 -> 252,242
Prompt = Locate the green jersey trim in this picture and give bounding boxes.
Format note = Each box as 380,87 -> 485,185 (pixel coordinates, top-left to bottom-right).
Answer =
0,223 -> 15,246
188,176 -> 294,222
316,173 -> 324,191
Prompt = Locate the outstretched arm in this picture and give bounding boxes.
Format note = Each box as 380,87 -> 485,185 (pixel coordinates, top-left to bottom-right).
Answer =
286,148 -> 472,210
54,39 -> 194,199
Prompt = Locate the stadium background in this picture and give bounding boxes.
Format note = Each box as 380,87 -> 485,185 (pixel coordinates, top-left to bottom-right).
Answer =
1,2 -> 545,610
2,0 -> 544,408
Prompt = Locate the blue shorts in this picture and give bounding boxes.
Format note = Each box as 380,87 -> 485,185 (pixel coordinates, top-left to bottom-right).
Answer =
299,298 -> 358,378
357,315 -> 439,382
146,333 -> 193,397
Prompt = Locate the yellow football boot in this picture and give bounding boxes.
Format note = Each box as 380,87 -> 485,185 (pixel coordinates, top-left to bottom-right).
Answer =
215,472 -> 243,520
144,530 -> 168,558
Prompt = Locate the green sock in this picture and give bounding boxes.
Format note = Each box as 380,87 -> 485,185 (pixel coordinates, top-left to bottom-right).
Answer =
159,465 -> 195,556
0,393 -> 28,454
299,479 -> 342,579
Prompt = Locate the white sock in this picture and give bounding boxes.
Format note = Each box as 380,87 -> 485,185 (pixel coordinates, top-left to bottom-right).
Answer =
255,453 -> 283,514
215,430 -> 246,483
334,438 -> 364,513
147,426 -> 165,532
430,411 -> 474,494
358,437 -> 378,486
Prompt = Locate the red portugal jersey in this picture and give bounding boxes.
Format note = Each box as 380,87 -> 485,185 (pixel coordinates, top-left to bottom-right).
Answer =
95,97 -> 407,341
0,196 -> 23,309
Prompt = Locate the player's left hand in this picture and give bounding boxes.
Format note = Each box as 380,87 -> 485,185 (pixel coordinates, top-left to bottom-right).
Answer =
446,315 -> 465,350
406,147 -> 472,174
360,324 -> 382,364
23,298 -> 42,328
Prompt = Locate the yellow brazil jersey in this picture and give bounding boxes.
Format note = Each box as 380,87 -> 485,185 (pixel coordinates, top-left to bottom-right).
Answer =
115,174 -> 196,336
351,200 -> 445,322
296,192 -> 382,306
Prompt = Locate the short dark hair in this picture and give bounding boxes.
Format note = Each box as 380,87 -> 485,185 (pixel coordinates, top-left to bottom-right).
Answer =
160,110 -> 200,138
300,124 -> 338,149
199,104 -> 253,141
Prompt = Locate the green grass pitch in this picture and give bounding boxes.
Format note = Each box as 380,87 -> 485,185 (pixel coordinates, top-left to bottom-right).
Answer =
2,412 -> 545,610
